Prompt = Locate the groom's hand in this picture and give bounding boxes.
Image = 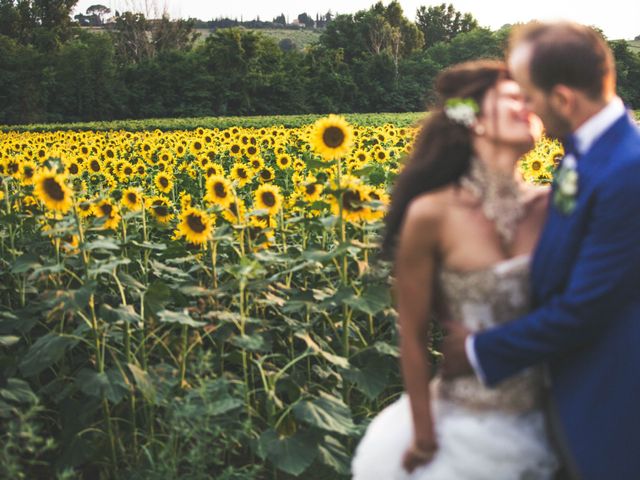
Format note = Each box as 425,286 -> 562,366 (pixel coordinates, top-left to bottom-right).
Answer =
440,321 -> 473,378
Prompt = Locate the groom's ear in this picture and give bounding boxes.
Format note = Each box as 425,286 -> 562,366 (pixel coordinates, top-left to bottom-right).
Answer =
549,84 -> 577,117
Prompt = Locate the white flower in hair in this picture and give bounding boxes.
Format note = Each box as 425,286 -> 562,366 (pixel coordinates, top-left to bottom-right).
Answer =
444,97 -> 480,127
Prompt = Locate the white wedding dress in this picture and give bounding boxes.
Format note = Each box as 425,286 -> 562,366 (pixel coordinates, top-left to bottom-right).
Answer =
351,255 -> 559,479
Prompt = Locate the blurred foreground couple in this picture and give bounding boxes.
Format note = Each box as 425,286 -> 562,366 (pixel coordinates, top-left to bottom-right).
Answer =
351,20 -> 640,480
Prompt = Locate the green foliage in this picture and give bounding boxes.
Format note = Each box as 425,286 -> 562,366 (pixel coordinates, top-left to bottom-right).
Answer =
1,5 -> 640,124
416,3 -> 479,48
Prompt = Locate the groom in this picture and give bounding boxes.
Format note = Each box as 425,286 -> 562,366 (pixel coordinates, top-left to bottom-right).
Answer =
440,21 -> 640,480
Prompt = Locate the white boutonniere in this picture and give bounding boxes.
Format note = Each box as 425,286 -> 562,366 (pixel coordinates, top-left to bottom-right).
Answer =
553,157 -> 578,214
444,98 -> 479,127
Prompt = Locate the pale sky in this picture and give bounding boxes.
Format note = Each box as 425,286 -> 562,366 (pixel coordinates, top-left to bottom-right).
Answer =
73,0 -> 640,40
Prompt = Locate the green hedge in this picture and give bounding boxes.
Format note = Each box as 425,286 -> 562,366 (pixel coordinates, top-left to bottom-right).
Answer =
0,112 -> 427,133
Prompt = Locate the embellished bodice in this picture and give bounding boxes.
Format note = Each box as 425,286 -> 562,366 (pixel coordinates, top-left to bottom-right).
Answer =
433,255 -> 545,413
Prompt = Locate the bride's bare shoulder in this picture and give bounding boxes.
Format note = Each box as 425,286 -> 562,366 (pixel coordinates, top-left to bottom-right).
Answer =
405,186 -> 455,223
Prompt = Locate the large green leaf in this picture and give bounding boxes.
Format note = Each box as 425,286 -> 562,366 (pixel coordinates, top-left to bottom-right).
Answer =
0,335 -> 20,347
293,391 -> 357,436
158,309 -> 205,327
127,363 -> 156,404
84,238 -> 121,251
11,253 -> 41,274
144,280 -> 171,316
341,354 -> 396,400
229,333 -> 271,352
0,378 -> 37,405
343,285 -> 391,316
19,333 -> 78,377
75,368 -> 129,404
99,304 -> 142,325
317,434 -> 351,475
256,428 -> 318,476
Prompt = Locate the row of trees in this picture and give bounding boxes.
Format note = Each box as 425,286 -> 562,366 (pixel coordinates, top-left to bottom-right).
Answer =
0,1 -> 639,124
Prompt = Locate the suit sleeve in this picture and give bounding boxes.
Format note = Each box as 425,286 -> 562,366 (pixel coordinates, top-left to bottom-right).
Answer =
475,162 -> 640,386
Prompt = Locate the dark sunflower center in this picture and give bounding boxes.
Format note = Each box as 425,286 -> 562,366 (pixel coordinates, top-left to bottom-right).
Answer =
194,142 -> 202,150
260,169 -> 271,180
8,162 -> 19,174
69,164 -> 79,174
305,184 -> 317,195
159,177 -> 169,188
342,190 -> 363,212
214,182 -> 227,198
252,160 -> 260,168
127,193 -> 138,203
231,145 -> 240,154
532,161 -> 542,171
24,166 -> 34,178
153,202 -> 168,217
237,168 -> 247,178
43,177 -> 65,201
247,146 -> 257,155
377,152 -> 385,160
322,126 -> 345,148
124,167 -> 132,175
261,191 -> 276,207
100,203 -> 113,216
186,214 -> 206,233
90,160 -> 100,172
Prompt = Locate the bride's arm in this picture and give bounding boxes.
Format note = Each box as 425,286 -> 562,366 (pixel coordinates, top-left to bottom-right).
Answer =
394,197 -> 442,463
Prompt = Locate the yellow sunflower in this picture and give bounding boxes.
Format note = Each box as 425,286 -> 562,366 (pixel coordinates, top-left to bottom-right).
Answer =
33,169 -> 73,213
76,197 -> 94,218
230,163 -> 253,188
146,196 -> 174,223
222,198 -> 247,225
155,172 -> 173,194
257,166 -> 275,183
93,199 -> 121,230
328,175 -> 372,223
20,160 -> 37,185
205,174 -> 234,208
276,154 -> 292,170
254,184 -> 283,216
310,114 -> 354,160
175,207 -> 215,245
300,178 -> 323,203
122,187 -> 143,211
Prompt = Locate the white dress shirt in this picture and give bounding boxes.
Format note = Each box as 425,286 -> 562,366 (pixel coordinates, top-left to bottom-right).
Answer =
465,96 -> 628,385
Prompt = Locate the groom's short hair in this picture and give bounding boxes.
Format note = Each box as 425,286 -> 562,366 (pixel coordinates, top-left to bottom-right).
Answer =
509,21 -> 615,100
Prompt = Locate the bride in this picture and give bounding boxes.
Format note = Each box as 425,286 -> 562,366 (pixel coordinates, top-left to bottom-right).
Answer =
351,60 -> 559,479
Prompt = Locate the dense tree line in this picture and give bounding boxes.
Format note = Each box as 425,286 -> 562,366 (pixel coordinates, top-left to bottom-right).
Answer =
0,1 -> 639,124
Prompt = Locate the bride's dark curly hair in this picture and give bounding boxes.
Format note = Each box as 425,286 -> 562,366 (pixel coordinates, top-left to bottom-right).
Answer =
381,60 -> 510,259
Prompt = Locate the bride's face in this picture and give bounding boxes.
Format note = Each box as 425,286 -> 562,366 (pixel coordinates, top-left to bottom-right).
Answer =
475,79 -> 543,151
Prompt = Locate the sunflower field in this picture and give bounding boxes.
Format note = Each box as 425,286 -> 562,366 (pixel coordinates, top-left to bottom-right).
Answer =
0,114 -> 560,479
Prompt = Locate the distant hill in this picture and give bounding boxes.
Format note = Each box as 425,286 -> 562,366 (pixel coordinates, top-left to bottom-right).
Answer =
629,39 -> 640,54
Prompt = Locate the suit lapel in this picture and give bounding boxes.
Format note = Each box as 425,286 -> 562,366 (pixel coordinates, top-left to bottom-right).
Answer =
531,114 -> 633,301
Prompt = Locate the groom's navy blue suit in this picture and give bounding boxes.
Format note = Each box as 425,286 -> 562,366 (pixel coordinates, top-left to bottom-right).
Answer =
473,104 -> 640,479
